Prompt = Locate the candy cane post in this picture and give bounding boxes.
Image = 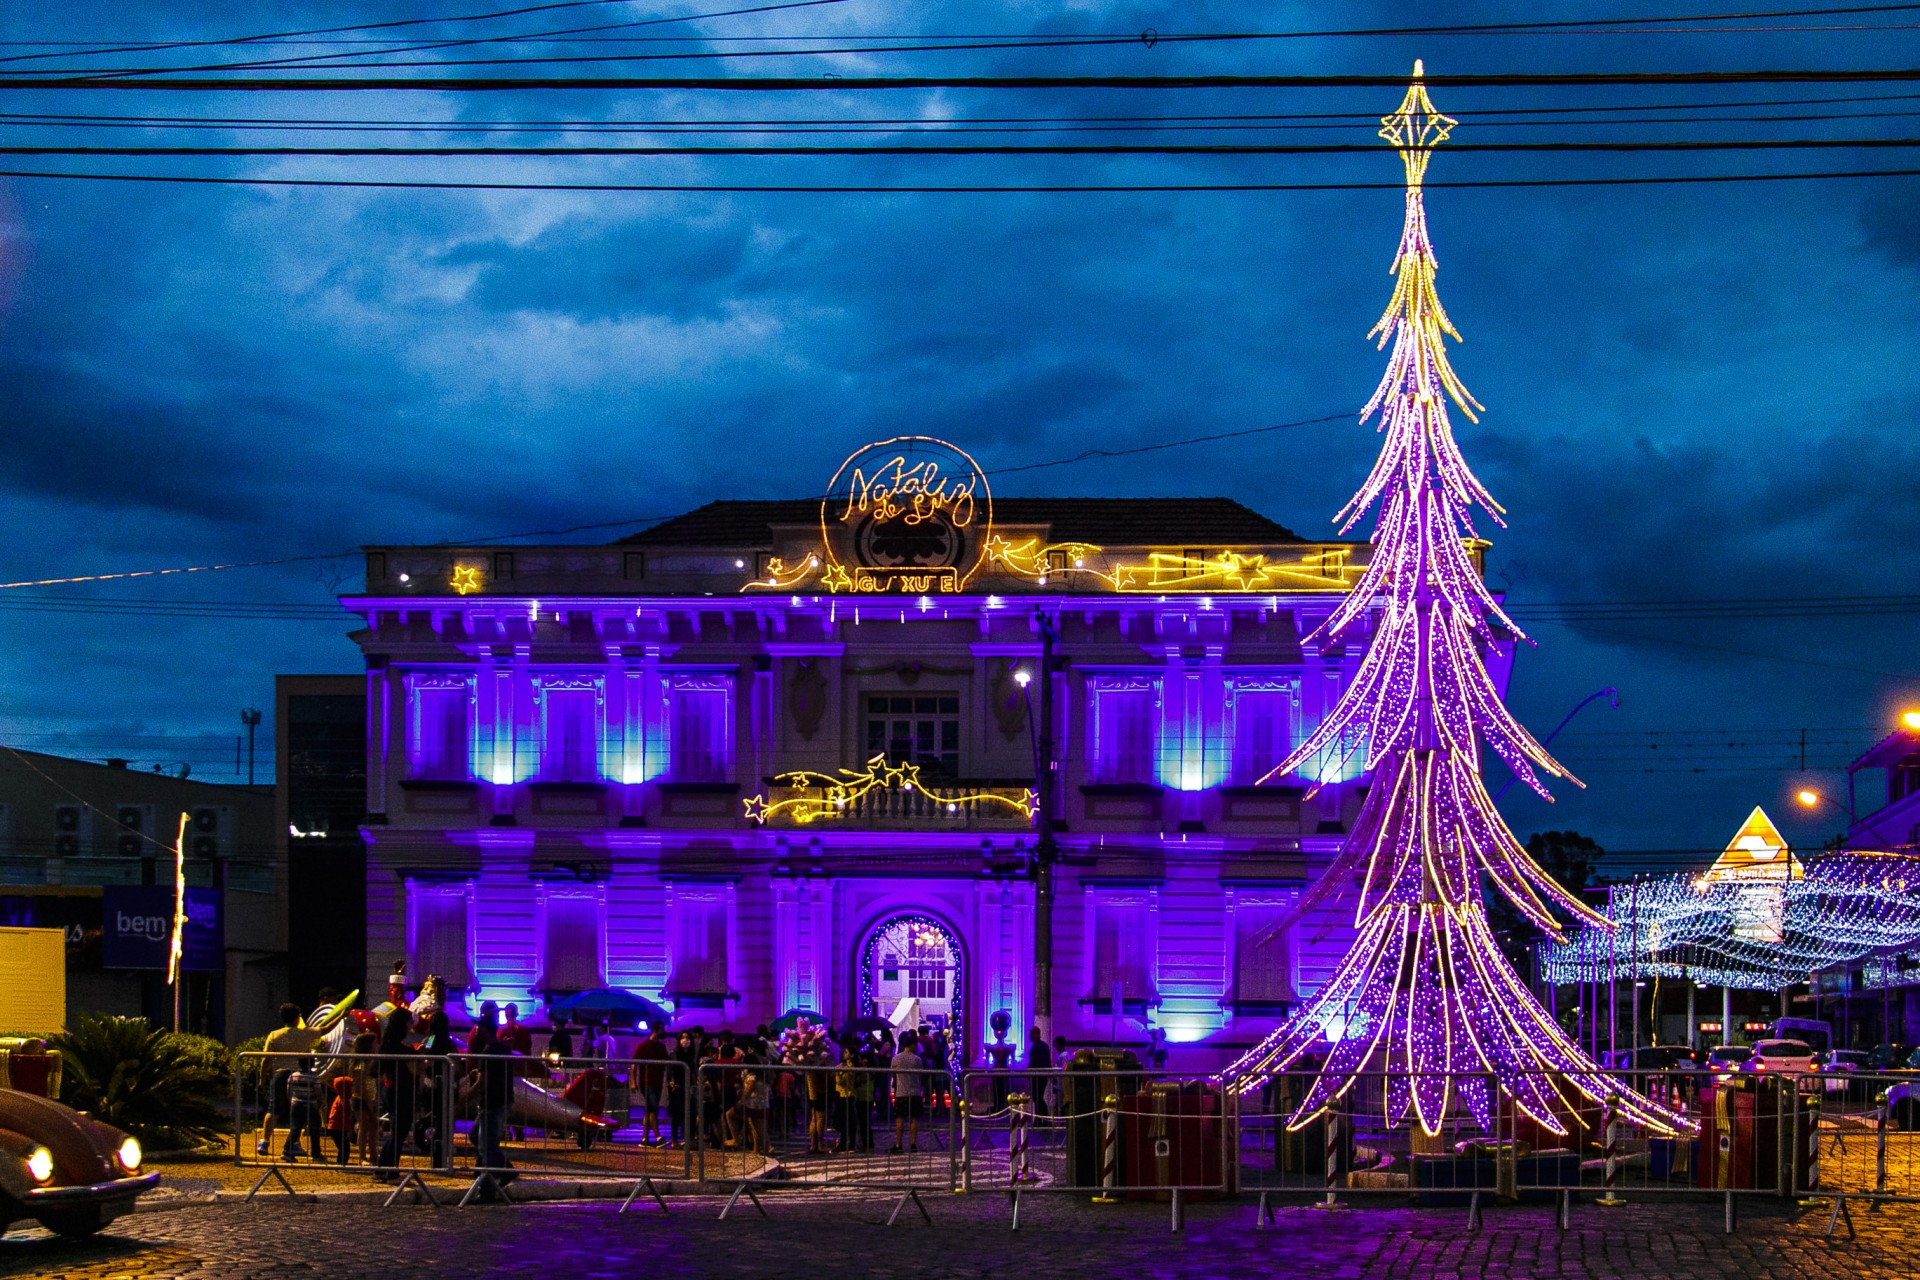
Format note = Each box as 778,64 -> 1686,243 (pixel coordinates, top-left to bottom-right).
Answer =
1007,1093 -> 1031,1185
1091,1093 -> 1120,1204
1876,1091 -> 1889,1198
1802,1091 -> 1823,1202
1312,1110 -> 1342,1210
1596,1094 -> 1625,1207
959,1098 -> 972,1193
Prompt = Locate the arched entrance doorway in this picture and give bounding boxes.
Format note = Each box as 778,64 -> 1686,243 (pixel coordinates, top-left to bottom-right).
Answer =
859,914 -> 964,1070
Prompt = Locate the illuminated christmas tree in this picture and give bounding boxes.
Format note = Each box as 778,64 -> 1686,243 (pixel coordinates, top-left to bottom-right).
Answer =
1226,65 -> 1689,1138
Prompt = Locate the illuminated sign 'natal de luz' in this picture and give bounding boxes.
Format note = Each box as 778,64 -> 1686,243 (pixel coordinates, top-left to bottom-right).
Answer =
1218,65 -> 1691,1139
744,434 -> 1372,597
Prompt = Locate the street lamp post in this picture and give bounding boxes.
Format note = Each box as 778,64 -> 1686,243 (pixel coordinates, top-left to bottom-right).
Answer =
1796,786 -> 1905,850
1014,613 -> 1059,1045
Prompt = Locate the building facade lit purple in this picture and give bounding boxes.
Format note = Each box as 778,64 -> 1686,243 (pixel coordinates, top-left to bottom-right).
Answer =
343,437 -> 1515,1068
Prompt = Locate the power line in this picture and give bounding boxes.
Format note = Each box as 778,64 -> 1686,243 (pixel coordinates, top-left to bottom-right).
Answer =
22,6 -> 1920,78
11,137 -> 1920,156
10,108 -> 1920,135
12,90 -> 1920,129
4,165 -> 1918,192
0,0 -> 854,68
11,70 -> 1920,90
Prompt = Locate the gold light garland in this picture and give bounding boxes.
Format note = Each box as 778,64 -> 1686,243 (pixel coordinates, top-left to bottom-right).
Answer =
743,753 -> 1035,825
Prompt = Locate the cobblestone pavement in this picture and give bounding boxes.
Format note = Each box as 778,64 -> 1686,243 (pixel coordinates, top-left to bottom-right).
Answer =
5,1193 -> 1920,1279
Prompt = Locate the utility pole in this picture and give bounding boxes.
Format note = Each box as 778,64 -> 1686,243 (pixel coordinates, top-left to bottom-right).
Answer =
241,708 -> 262,785
1032,612 -> 1058,1045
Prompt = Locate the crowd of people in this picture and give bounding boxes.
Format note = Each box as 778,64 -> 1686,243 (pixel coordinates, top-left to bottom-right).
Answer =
256,989 -> 1077,1176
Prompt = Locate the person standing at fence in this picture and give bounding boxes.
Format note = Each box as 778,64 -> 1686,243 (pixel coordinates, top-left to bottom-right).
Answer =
715,1030 -> 745,1125
1028,1026 -> 1053,1118
350,1032 -> 380,1164
832,1041 -> 856,1154
413,1010 -> 456,1165
890,1032 -> 926,1155
326,1070 -> 354,1165
468,1004 -> 516,1181
259,1002 -> 323,1157
501,1004 -> 533,1056
283,1057 -> 321,1161
669,1030 -> 697,1145
375,1009 -> 417,1179
633,1024 -> 670,1146
852,1043 -> 878,1151
546,1017 -> 574,1064
590,1021 -> 617,1061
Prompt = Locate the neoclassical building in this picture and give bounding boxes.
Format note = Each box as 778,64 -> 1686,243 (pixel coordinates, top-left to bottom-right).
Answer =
344,437 -> 1513,1068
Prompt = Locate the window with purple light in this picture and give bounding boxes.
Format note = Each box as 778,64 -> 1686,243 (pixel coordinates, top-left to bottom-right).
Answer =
1232,903 -> 1297,1008
540,892 -> 602,994
1087,677 -> 1157,785
404,673 -> 475,780
667,674 -> 732,783
666,892 -> 729,997
1088,893 -> 1154,1004
1228,679 -> 1295,785
408,881 -> 473,990
537,676 -> 603,783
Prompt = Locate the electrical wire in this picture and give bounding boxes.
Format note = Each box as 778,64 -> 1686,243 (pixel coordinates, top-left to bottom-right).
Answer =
12,90 -> 1920,129
0,0 -> 854,68
13,70 -> 1920,90
11,137 -> 1920,156
20,5 -> 1920,79
5,166 -> 1919,191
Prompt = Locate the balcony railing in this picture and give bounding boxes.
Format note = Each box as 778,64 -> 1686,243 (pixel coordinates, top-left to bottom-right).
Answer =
750,776 -> 1036,830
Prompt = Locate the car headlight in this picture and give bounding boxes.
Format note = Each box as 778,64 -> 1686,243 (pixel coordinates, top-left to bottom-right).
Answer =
116,1136 -> 142,1172
26,1146 -> 54,1184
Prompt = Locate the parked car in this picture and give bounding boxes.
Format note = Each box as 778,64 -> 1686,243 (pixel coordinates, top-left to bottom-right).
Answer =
1815,1049 -> 1872,1100
1706,1044 -> 1752,1082
1743,1038 -> 1818,1077
0,1089 -> 158,1237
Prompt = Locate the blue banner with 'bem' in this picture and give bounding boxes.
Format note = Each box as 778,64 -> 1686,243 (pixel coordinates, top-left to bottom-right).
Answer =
101,886 -> 223,972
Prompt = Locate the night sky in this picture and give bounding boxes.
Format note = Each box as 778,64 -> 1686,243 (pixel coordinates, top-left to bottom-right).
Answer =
1,2 -> 1916,868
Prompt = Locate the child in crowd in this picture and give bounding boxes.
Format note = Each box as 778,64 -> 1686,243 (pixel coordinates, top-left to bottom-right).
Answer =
283,1058 -> 322,1162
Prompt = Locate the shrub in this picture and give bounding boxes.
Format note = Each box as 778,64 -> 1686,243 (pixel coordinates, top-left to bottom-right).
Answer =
51,1014 -> 231,1150
232,1033 -> 271,1106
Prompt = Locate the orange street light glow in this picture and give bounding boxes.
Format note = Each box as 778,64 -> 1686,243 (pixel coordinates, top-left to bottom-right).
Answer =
1903,711 -> 1920,730
1797,790 -> 1820,807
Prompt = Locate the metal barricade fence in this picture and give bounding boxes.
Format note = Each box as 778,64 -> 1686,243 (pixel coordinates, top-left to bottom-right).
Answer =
1787,1069 -> 1920,1237
447,1053 -> 693,1208
680,1060 -> 957,1223
960,1067 -> 1231,1229
1233,1067 -> 1801,1231
236,1051 -> 457,1201
236,1050 -> 694,1207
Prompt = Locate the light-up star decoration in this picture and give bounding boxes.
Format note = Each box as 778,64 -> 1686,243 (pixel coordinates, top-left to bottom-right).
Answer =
1223,65 -> 1691,1139
744,753 -> 1035,826
449,565 -> 484,595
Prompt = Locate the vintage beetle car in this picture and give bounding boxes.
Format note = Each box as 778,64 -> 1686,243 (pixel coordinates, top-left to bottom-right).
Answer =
0,1089 -> 158,1237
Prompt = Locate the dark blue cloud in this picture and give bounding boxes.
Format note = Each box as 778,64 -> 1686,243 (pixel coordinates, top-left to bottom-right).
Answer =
0,1 -> 1916,860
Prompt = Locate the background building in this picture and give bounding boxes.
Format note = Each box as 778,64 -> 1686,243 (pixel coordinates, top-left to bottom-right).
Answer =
340,438 -> 1517,1068
277,675 -> 368,1011
0,749 -> 281,1039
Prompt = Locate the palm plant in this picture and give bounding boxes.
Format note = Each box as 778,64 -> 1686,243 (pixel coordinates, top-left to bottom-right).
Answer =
52,1014 -> 232,1149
